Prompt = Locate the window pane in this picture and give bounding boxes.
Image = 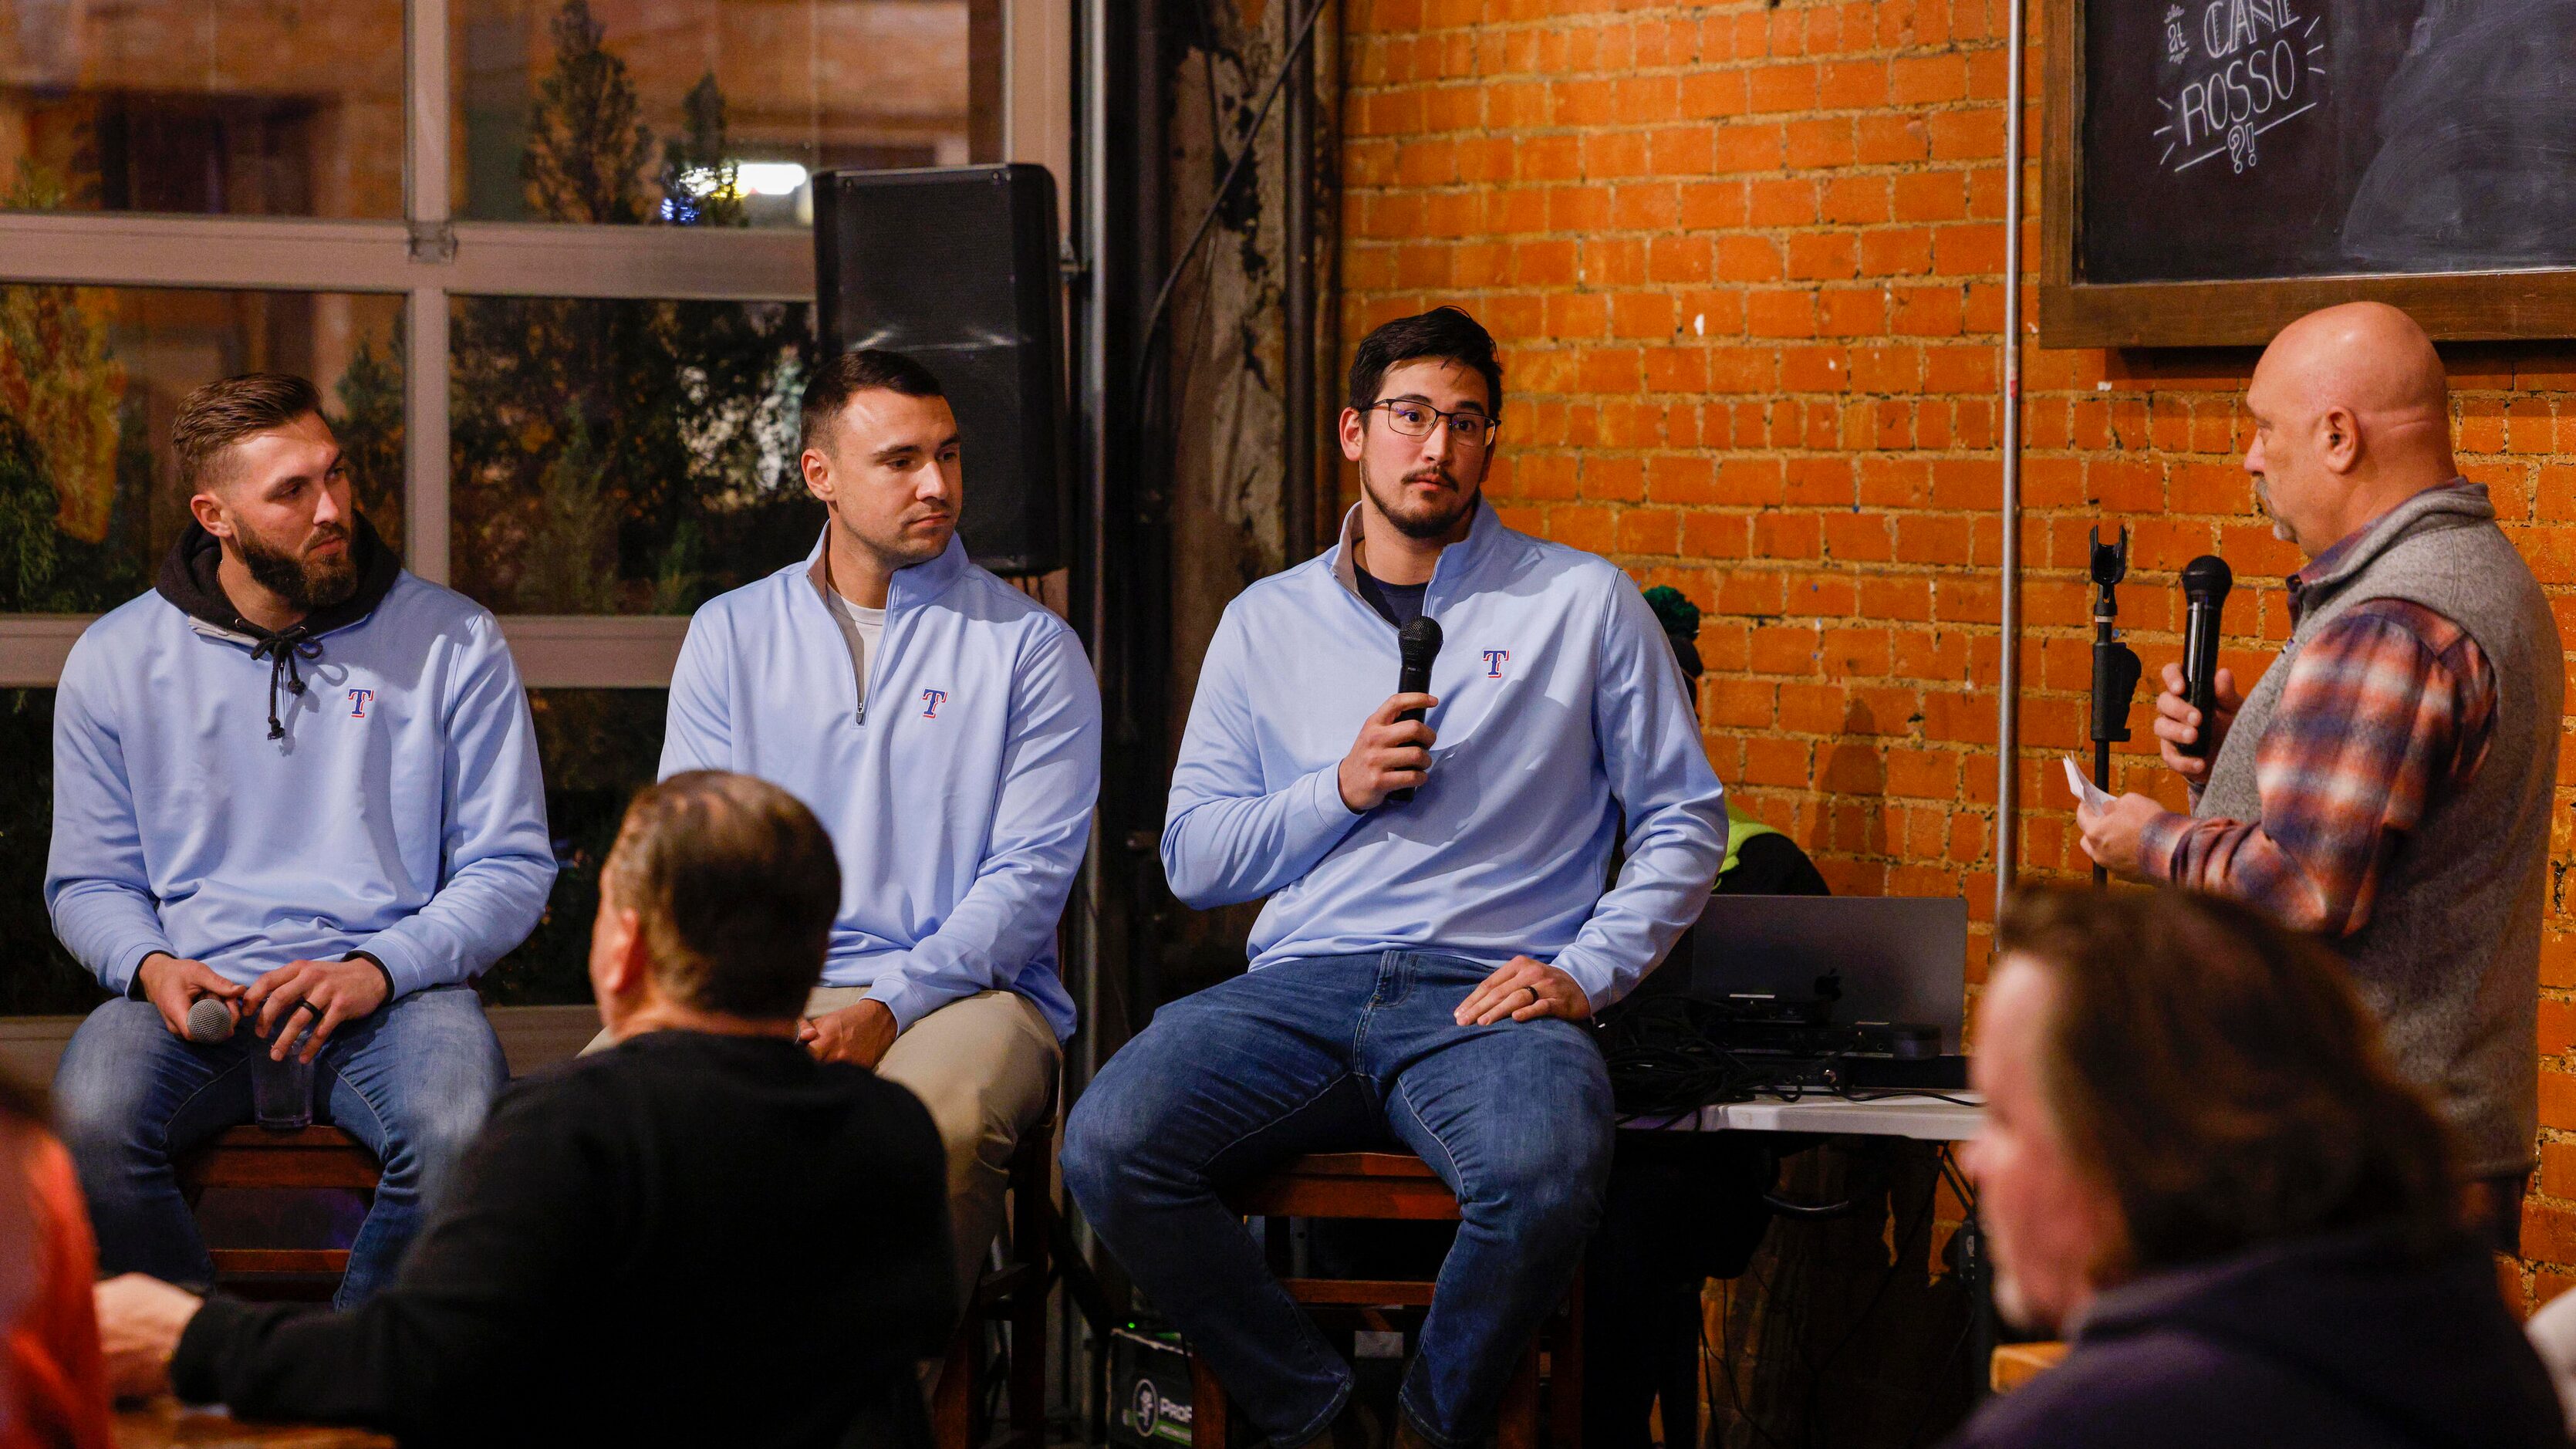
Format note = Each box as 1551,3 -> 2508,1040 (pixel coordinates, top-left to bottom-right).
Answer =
449,294 -> 817,614
0,1 -> 407,218
454,0 -> 1003,228
481,687 -> 669,1006
0,691 -> 106,1015
0,285 -> 404,613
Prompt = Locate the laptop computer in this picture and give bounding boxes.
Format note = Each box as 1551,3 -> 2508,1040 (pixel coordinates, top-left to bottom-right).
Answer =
1684,895 -> 1970,1056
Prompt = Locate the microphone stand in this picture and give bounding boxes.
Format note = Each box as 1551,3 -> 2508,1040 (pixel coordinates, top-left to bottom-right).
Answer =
2088,526 -> 2142,888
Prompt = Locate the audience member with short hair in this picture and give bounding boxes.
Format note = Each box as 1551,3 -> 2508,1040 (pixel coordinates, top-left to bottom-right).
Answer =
48,372 -> 555,1306
90,771 -> 955,1449
1943,885 -> 2562,1449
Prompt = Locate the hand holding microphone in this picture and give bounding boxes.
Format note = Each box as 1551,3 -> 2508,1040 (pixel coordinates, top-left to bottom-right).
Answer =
2152,555 -> 2240,782
1338,616 -> 1444,812
134,952 -> 244,1043
185,998 -> 236,1044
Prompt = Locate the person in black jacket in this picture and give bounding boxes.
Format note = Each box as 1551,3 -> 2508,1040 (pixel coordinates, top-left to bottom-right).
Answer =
1946,884 -> 2563,1449
89,770 -> 956,1449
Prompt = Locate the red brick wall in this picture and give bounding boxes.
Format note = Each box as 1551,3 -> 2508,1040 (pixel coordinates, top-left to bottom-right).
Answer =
1336,0 -> 2576,1306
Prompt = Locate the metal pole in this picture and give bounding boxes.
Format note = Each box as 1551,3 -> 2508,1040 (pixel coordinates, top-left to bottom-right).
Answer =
402,0 -> 451,586
1282,18 -> 1315,566
1067,0 -> 1113,1432
1994,0 -> 2027,921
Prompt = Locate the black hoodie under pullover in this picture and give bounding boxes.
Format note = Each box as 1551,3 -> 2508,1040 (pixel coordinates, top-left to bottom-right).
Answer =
154,515 -> 401,739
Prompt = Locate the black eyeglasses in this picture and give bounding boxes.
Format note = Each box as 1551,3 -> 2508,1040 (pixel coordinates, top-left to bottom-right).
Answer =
1366,400 -> 1500,448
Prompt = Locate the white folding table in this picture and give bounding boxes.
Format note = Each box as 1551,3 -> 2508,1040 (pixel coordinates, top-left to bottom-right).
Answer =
1621,1090 -> 1995,1408
1629,1091 -> 1982,1140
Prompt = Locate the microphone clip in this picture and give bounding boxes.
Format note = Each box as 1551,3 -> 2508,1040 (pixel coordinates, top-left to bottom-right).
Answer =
2088,526 -> 2141,748
2088,524 -> 2129,596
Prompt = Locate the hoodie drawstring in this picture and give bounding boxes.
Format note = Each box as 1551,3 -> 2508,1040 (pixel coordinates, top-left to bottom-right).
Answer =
249,627 -> 321,740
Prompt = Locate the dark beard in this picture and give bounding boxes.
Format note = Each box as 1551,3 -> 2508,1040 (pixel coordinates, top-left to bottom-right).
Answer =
238,524 -> 359,613
1361,464 -> 1479,541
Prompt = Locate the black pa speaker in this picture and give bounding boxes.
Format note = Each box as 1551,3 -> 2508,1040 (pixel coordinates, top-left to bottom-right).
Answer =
814,164 -> 1065,575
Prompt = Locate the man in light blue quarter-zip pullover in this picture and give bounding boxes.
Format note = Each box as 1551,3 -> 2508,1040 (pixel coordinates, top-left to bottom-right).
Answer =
46,373 -> 554,1309
1065,308 -> 1729,1449
654,349 -> 1099,1302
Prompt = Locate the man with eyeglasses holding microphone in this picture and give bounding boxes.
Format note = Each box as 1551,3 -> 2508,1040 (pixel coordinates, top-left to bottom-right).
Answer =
1065,306 -> 1728,1449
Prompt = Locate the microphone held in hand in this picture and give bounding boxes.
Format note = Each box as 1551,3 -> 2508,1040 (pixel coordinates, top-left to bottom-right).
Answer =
2178,554 -> 2233,760
1390,615 -> 1443,803
185,996 -> 236,1045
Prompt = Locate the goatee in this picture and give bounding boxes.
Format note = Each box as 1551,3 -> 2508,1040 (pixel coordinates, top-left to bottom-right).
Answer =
1362,466 -> 1478,542
239,525 -> 359,612
2252,477 -> 2297,545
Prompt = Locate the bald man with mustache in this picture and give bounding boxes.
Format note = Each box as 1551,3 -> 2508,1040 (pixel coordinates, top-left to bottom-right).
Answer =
2078,302 -> 2562,1251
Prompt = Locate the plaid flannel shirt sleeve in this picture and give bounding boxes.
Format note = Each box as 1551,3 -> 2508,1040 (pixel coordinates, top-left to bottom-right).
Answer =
2135,599 -> 2497,937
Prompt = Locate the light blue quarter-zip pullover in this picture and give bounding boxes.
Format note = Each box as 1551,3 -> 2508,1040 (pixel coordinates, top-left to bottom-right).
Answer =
46,571 -> 555,997
661,532 -> 1097,1039
1163,502 -> 1727,1009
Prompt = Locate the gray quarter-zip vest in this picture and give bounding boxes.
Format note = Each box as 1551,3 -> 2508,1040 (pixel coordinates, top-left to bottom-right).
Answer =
2198,483 -> 2561,1177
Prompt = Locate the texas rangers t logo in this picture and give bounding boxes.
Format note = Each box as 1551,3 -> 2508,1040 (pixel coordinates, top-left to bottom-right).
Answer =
920,688 -> 948,718
1482,650 -> 1510,678
346,687 -> 375,718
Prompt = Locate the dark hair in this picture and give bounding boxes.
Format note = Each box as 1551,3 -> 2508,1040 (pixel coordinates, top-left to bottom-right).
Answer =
1997,885 -> 2460,1273
1347,306 -> 1504,420
602,770 -> 842,1019
172,373 -> 325,492
1643,584 -> 1703,684
798,348 -> 947,456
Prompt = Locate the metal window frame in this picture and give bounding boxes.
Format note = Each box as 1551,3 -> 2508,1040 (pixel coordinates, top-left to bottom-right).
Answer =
0,0 -> 1071,691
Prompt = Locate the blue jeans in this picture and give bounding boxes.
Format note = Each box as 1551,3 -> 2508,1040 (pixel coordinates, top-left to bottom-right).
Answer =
52,985 -> 506,1308
1064,952 -> 1613,1448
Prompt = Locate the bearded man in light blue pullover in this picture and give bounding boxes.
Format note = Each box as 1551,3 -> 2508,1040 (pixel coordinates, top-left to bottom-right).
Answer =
1065,307 -> 1729,1449
46,373 -> 555,1308
653,348 -> 1099,1304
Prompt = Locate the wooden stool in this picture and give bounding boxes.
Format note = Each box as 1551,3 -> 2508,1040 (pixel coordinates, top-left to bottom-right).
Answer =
174,1126 -> 381,1283
1988,1341 -> 2069,1393
932,1125 -> 1053,1449
113,1395 -> 393,1447
1190,1152 -> 1583,1449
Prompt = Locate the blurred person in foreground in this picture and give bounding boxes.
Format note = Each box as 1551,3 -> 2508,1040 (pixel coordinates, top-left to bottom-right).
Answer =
90,772 -> 954,1449
1944,885 -> 2561,1449
0,1077 -> 110,1449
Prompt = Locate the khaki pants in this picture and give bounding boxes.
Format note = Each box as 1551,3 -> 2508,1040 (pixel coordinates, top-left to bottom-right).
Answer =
815,985 -> 1062,1302
582,988 -> 1061,1305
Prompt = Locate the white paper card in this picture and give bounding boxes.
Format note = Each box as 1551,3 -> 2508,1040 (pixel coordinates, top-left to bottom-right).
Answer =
2063,756 -> 2114,812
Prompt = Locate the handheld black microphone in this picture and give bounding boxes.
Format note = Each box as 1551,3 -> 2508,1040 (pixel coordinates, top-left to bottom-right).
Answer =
2178,554 -> 2233,759
1390,615 -> 1443,802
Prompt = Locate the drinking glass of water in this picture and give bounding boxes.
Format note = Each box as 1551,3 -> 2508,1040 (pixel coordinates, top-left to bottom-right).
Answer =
251,1036 -> 315,1131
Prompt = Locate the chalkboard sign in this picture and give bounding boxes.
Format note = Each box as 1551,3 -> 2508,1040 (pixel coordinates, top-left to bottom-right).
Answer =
2042,0 -> 2576,346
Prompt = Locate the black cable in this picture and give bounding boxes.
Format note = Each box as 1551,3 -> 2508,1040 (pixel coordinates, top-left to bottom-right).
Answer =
1899,1312 -> 1978,1449
1798,1150 -> 1940,1449
1707,1258 -> 1794,1449
1601,997 -> 1982,1116
1128,0 -> 1333,413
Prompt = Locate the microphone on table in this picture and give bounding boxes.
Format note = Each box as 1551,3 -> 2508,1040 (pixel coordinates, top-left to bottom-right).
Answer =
185,996 -> 237,1045
1389,615 -> 1443,803
2178,554 -> 2233,760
